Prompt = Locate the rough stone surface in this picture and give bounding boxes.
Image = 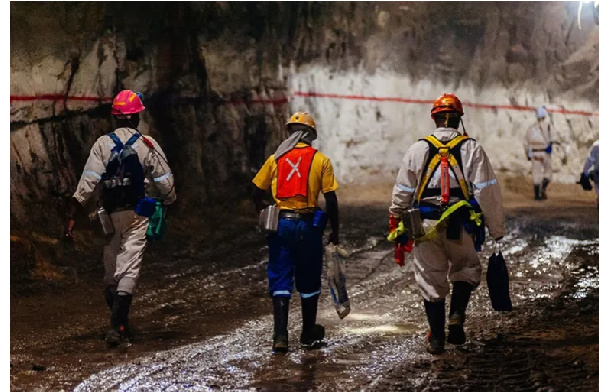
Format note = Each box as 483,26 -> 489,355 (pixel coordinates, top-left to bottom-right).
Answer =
9,2 -> 598,243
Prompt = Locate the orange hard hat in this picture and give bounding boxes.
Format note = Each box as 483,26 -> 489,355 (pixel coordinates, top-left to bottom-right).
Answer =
286,112 -> 317,132
431,93 -> 464,119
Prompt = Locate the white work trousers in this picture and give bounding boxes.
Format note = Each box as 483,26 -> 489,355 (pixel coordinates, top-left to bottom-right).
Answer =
531,152 -> 552,185
412,220 -> 481,302
103,210 -> 149,294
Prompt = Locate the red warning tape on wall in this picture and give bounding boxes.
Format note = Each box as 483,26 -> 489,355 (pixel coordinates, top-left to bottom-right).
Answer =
293,91 -> 599,117
10,91 -> 599,117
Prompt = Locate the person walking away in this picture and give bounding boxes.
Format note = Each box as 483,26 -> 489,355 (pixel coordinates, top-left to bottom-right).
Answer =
251,111 -> 340,354
388,93 -> 505,354
524,106 -> 554,200
64,90 -> 176,347
580,139 -> 599,201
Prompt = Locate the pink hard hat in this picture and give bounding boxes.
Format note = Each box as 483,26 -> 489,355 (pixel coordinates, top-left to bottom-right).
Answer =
111,90 -> 145,115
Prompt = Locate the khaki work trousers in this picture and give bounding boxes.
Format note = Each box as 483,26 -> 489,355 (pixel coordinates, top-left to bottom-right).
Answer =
412,220 -> 481,302
531,152 -> 552,185
103,210 -> 149,294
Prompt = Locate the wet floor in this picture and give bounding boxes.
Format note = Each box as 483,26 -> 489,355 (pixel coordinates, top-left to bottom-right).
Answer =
10,203 -> 599,391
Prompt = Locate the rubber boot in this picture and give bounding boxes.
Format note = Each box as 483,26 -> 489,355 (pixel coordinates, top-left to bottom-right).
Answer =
103,286 -> 117,310
541,178 -> 549,200
447,281 -> 474,345
534,185 -> 542,200
272,297 -> 289,354
300,295 -> 325,347
424,300 -> 445,355
116,293 -> 133,342
106,293 -> 133,346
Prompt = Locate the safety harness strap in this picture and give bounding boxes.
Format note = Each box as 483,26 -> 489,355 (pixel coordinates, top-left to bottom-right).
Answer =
108,133 -> 124,152
387,200 -> 482,244
415,135 -> 470,203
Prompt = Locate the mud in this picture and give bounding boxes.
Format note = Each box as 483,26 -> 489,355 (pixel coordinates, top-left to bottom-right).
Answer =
10,185 -> 599,391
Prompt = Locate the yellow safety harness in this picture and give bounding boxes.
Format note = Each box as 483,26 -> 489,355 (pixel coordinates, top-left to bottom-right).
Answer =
387,200 -> 482,244
388,135 -> 483,244
415,135 -> 470,204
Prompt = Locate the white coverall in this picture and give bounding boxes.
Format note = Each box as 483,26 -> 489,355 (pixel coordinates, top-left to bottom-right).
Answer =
390,128 -> 505,302
73,127 -> 176,294
525,120 -> 553,185
582,140 -> 599,196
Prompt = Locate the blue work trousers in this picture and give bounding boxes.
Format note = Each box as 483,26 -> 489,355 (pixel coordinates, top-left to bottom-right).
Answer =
268,218 -> 324,299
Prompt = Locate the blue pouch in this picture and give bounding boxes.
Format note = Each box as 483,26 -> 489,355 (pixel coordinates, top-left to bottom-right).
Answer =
545,144 -> 552,154
313,209 -> 328,231
135,197 -> 157,218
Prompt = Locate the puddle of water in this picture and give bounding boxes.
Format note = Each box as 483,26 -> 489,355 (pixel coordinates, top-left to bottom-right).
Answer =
344,323 -> 417,336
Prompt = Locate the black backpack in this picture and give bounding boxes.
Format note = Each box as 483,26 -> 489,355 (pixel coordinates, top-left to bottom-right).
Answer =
101,132 -> 145,213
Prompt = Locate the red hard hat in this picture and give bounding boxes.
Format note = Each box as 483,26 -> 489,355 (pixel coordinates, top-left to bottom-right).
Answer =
431,93 -> 464,119
111,90 -> 145,115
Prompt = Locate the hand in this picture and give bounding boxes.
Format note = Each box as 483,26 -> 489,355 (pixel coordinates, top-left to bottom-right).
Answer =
394,242 -> 405,267
328,231 -> 339,245
389,214 -> 400,234
63,218 -> 75,242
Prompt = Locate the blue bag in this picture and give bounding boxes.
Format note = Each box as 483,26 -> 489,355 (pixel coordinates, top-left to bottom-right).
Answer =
135,197 -> 157,218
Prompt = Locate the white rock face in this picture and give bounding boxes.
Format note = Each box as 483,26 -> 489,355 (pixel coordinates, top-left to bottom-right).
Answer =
289,67 -> 599,184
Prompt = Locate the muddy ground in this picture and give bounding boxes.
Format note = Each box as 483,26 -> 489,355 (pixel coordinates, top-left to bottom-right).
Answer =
10,180 -> 599,391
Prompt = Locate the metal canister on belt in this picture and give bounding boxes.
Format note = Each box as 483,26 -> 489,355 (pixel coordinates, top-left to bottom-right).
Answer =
97,207 -> 114,236
403,208 -> 424,239
259,205 -> 279,233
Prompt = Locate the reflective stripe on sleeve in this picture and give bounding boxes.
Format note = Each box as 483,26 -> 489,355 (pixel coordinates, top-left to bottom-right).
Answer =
153,172 -> 171,182
473,179 -> 497,189
83,170 -> 102,180
395,183 -> 415,192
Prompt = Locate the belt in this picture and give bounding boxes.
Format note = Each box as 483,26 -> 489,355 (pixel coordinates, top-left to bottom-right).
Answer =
532,148 -> 548,152
279,211 -> 314,221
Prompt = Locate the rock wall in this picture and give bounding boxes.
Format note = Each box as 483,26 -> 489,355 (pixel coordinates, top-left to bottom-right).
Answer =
285,2 -> 599,183
10,1 -> 599,231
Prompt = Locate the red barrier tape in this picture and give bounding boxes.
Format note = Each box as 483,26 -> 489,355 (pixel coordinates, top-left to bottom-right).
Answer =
293,91 -> 599,117
10,91 -> 598,116
10,94 -> 112,103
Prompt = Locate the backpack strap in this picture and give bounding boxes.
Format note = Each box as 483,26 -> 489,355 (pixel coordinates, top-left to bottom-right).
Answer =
108,133 -> 124,152
415,135 -> 471,204
125,133 -> 141,147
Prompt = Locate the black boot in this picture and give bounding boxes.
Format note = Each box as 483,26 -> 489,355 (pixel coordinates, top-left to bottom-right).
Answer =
424,300 -> 445,354
541,178 -> 549,200
107,293 -> 133,347
103,286 -> 117,310
300,295 -> 325,347
447,281 -> 474,345
272,297 -> 289,353
534,185 -> 542,200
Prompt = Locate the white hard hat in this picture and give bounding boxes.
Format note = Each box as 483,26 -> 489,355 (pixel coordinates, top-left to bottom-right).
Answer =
536,106 -> 548,119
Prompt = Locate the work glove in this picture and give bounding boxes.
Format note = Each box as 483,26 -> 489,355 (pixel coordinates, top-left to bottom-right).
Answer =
577,172 -> 593,191
394,238 -> 414,267
63,217 -> 75,243
328,231 -> 340,246
63,197 -> 79,243
389,214 -> 400,234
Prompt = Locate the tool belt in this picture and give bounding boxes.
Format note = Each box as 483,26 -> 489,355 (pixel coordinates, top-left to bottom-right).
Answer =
388,200 -> 484,250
